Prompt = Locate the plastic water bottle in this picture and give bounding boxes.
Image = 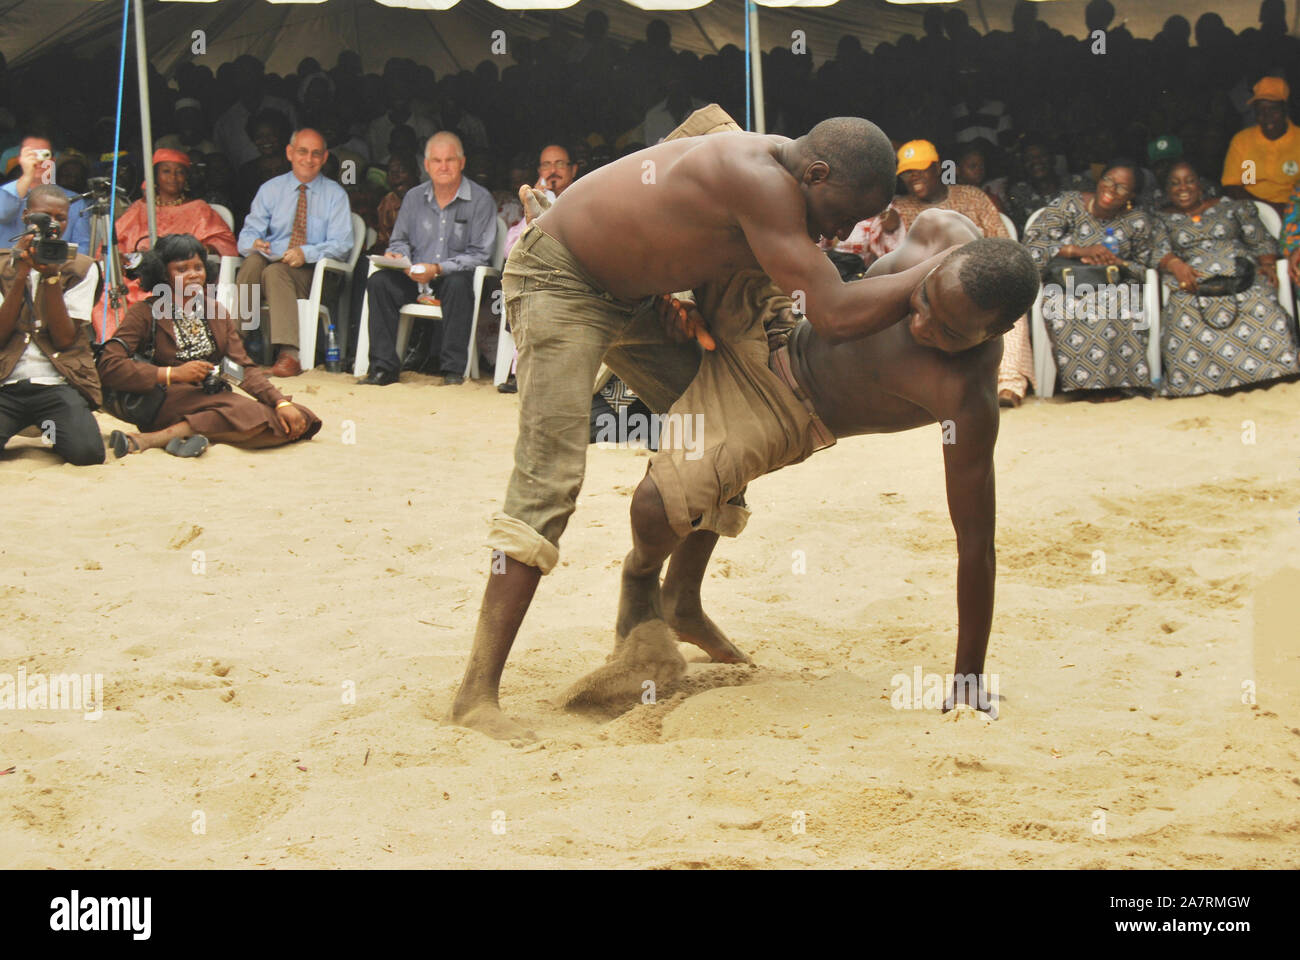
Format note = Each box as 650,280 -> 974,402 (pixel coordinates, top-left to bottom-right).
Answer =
1102,228 -> 1120,256
325,323 -> 341,373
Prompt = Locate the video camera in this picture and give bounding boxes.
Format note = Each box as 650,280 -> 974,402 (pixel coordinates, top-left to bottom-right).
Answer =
12,212 -> 70,267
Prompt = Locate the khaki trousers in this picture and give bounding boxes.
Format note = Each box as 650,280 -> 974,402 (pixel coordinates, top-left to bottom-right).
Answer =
235,253 -> 313,347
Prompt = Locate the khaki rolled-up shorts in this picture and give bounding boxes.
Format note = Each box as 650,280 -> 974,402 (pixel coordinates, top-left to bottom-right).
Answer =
649,269 -> 819,539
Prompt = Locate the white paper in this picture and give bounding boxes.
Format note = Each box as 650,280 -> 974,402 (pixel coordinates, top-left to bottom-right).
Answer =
369,254 -> 412,270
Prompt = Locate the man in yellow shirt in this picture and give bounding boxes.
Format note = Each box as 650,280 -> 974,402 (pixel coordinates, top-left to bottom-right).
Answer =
1222,77 -> 1300,213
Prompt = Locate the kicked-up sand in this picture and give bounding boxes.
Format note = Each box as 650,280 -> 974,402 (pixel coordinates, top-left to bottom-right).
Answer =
1,368 -> 1298,868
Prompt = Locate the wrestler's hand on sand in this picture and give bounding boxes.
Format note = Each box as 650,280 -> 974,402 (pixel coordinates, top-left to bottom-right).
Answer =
519,184 -> 551,225
656,294 -> 715,351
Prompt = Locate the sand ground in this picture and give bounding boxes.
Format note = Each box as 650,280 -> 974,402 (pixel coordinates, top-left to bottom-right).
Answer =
2,369 -> 1298,869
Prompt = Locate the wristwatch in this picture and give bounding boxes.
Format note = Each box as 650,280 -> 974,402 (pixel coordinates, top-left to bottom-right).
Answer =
43,275 -> 60,286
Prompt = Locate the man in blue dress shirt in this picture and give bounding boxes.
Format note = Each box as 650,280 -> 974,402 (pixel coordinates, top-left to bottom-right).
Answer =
235,128 -> 353,377
0,137 -> 92,256
359,131 -> 496,386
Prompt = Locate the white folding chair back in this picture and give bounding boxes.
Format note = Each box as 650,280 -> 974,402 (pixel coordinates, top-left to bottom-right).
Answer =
354,216 -> 508,379
1252,200 -> 1295,320
998,212 -> 1017,242
296,212 -> 366,370
1023,207 -> 1057,396
210,204 -> 235,232
209,205 -> 242,321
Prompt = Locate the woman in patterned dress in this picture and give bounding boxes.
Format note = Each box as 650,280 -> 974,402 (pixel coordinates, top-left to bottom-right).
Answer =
1153,161 -> 1298,397
1021,161 -> 1164,395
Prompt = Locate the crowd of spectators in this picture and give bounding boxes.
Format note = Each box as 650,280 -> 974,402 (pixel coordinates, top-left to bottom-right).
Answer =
2,0 -> 1300,465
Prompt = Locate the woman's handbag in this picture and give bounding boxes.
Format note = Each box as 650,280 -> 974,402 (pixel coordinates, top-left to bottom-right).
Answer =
1190,256 -> 1256,297
1044,257 -> 1122,292
93,314 -> 167,430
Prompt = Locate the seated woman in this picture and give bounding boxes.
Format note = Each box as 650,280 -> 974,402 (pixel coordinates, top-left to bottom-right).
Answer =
97,233 -> 321,458
96,149 -> 239,337
116,149 -> 238,259
1021,160 -> 1164,396
1153,161 -> 1299,397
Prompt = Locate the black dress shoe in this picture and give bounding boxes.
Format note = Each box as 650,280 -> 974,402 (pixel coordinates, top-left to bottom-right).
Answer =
439,373 -> 465,386
358,368 -> 398,386
497,375 -> 517,394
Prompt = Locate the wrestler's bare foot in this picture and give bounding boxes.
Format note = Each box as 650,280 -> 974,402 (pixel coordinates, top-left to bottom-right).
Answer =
445,699 -> 538,743
616,554 -> 665,640
661,579 -> 751,663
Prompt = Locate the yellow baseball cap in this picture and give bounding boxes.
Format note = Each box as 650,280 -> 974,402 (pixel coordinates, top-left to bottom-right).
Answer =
897,140 -> 940,174
1248,77 -> 1290,104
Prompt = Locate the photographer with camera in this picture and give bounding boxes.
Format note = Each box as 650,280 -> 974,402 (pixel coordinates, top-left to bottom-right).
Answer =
0,137 -> 92,254
0,185 -> 105,465
96,233 -> 321,458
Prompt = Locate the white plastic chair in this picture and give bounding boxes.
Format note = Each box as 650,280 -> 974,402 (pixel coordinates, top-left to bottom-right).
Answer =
1025,206 -> 1161,397
998,212 -> 1017,242
353,216 -> 507,379
1251,200 -> 1295,321
295,212 -> 366,370
210,204 -> 242,322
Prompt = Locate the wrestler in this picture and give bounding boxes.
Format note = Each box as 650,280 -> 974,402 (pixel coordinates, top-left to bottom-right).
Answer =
591,209 -> 1040,715
451,109 -> 963,740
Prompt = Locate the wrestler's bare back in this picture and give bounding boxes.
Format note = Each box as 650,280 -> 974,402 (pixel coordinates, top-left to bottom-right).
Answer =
791,211 -> 1003,440
539,132 -> 795,301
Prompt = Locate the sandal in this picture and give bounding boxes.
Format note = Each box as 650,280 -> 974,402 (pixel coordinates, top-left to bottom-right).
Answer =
164,435 -> 209,458
109,430 -> 140,459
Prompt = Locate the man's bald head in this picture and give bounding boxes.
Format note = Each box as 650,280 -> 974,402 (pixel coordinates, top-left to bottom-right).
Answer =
287,127 -> 328,182
425,131 -> 466,190
426,131 -> 465,161
797,117 -> 896,193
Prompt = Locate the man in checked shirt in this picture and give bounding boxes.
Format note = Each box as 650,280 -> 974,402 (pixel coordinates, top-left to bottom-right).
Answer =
359,131 -> 497,386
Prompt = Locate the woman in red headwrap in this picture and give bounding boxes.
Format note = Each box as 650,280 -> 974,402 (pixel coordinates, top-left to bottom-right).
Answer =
94,148 -> 239,337
115,148 -> 238,259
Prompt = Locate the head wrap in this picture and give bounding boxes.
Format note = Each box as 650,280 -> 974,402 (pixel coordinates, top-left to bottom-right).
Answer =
152,147 -> 192,168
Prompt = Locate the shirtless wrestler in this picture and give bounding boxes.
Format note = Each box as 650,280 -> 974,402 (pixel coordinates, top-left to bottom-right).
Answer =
451,112 -> 967,740
600,209 -> 1040,715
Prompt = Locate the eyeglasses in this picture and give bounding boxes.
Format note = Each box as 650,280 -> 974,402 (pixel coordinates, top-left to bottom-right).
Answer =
1099,176 -> 1134,197
538,160 -> 573,171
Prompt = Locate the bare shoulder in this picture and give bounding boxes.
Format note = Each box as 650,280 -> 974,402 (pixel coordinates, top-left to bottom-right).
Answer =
933,340 -> 1002,425
699,134 -> 798,211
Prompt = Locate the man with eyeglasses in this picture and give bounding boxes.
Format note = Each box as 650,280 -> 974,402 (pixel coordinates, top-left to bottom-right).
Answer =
235,128 -> 354,377
503,145 -> 578,260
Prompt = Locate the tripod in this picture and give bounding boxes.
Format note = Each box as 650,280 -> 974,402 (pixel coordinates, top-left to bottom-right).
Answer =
80,177 -> 131,336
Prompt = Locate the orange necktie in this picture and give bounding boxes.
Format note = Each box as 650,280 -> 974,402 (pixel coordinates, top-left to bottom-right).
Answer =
289,182 -> 308,250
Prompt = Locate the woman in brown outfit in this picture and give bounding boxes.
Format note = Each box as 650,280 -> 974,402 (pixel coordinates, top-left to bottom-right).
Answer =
97,233 -> 322,457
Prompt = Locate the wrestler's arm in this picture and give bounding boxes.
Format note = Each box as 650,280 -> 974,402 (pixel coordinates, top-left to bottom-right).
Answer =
865,210 -> 979,279
731,170 -> 947,344
933,368 -> 1000,710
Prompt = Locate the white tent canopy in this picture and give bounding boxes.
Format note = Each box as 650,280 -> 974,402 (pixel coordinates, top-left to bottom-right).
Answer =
3,1 -> 1283,77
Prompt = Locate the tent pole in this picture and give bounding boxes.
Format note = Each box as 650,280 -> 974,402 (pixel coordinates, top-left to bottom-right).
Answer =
744,0 -> 751,130
748,0 -> 765,134
132,0 -> 156,244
